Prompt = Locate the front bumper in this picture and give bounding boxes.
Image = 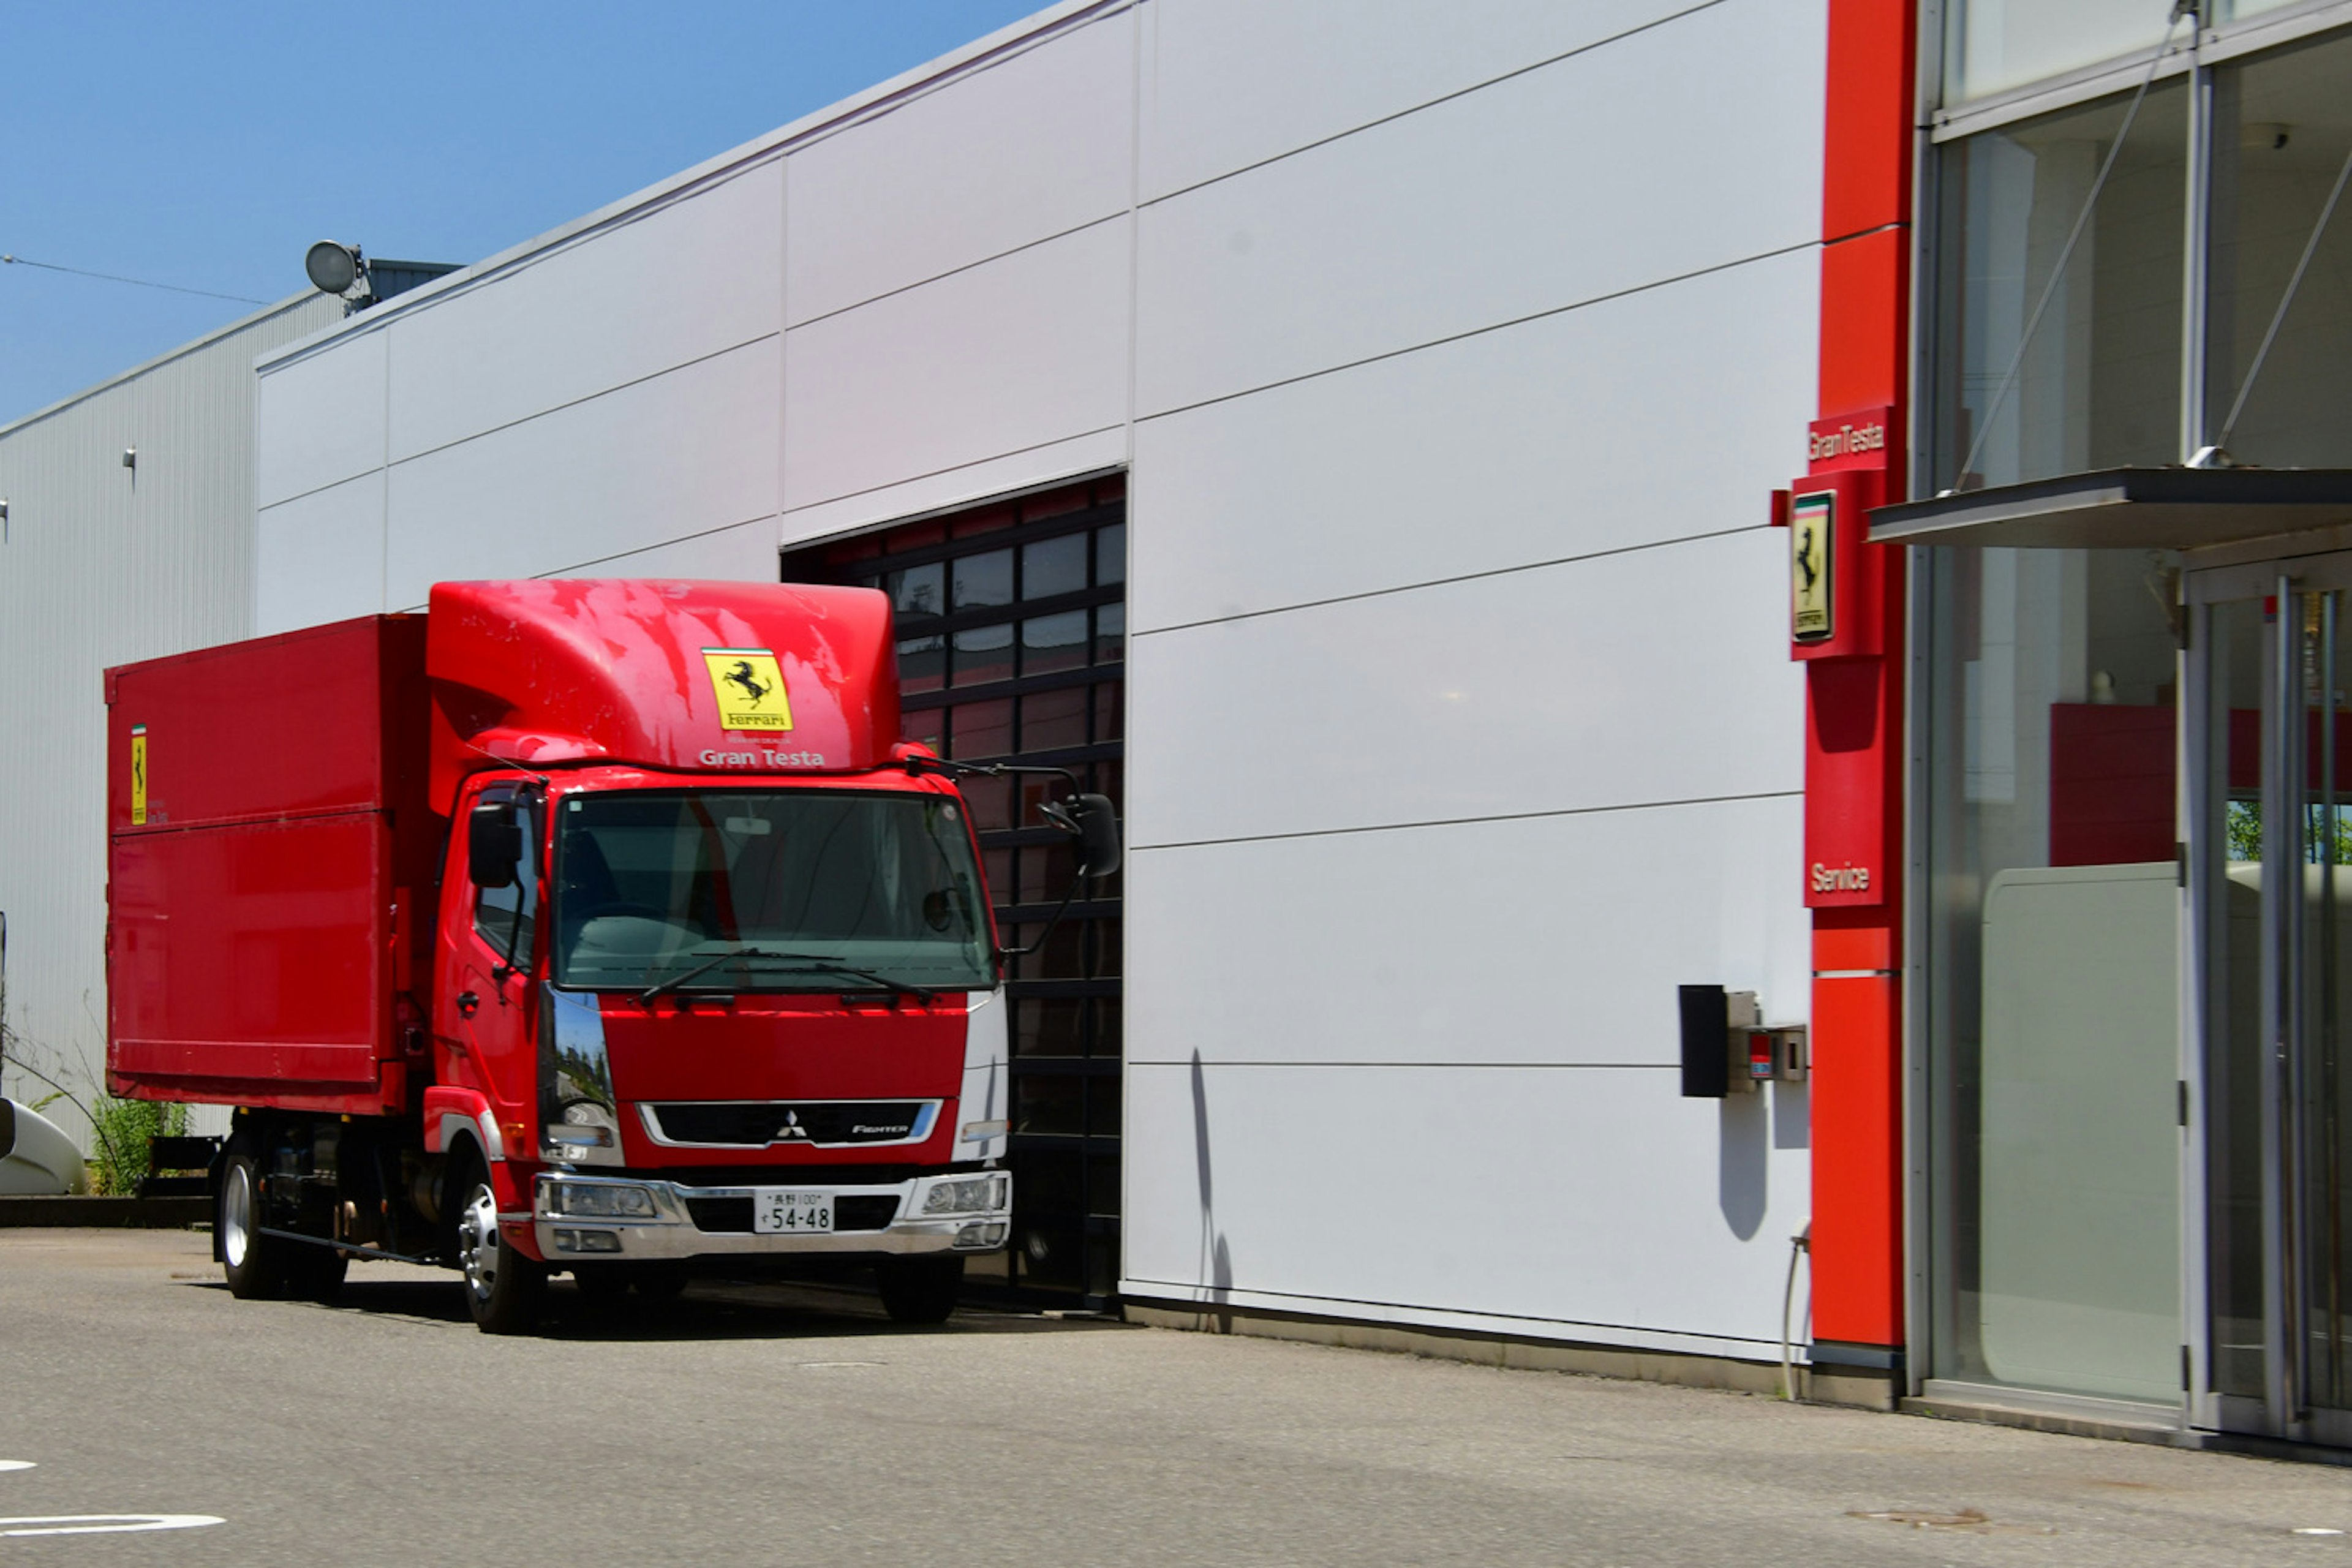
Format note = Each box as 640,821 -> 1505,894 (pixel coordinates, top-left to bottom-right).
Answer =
531,1170 -> 1011,1264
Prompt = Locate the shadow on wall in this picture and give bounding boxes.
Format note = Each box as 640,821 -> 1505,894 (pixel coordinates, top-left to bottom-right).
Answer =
1719,1091 -> 1768,1240
1717,1080 -> 1811,1241
1192,1049 -> 1234,1312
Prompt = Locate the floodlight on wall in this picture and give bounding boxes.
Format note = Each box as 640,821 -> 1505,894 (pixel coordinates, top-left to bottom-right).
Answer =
305,241 -> 363,295
121,447 -> 136,471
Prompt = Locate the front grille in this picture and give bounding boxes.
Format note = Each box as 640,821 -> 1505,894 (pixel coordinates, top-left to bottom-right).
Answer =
685,1194 -> 901,1234
648,1101 -> 930,1148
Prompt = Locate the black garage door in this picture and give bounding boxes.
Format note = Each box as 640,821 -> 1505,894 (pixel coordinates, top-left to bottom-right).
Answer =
782,473 -> 1125,1306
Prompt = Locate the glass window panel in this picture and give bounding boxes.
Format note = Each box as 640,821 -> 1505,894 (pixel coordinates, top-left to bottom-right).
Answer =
1094,997 -> 1122,1059
1015,1074 -> 1085,1136
2203,29 -> 2352,468
883,561 -> 945,622
1923,545 -> 2185,1403
1090,917 -> 1123,979
1021,610 -> 1089,674
1093,602 -> 1125,665
951,623 -> 1013,686
1020,687 -> 1088,752
1023,916 -> 1084,981
1931,83 -> 2186,491
946,698 -> 1012,761
1019,840 -> 1076,906
1093,680 -> 1125,742
1088,1076 -> 1121,1140
1943,0 -> 2175,105
959,773 -> 1011,833
981,848 -> 1013,903
1014,1147 -> 1084,1210
1095,522 -> 1126,586
1015,997 -> 1085,1057
953,548 -> 1013,609
896,634 -> 944,693
899,706 -> 943,753
1088,1156 -> 1121,1219
1021,533 -> 1088,600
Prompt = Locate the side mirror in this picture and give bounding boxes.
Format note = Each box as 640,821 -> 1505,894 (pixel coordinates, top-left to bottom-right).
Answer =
1068,793 -> 1120,879
468,800 -> 521,889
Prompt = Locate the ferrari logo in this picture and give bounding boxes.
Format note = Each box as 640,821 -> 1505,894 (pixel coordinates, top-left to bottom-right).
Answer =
1791,493 -> 1833,643
703,648 -> 793,732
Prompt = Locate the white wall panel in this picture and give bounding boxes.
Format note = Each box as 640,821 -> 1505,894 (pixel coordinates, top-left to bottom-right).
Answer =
254,472 -> 386,633
778,428 -> 1126,553
1137,0 -> 1705,199
786,12 -> 1133,325
780,220 -> 1129,510
383,339 -> 780,607
1134,0 -> 1825,415
1126,793 -> 1804,1069
1127,529 -> 1802,846
255,330 -> 385,507
1131,251 -> 1817,632
386,164 -> 783,462
1121,1062 -> 1812,1346
554,518 -> 780,588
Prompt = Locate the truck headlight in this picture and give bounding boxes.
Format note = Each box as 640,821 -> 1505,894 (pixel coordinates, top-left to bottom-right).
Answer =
921,1173 -> 1010,1216
548,1181 -> 657,1219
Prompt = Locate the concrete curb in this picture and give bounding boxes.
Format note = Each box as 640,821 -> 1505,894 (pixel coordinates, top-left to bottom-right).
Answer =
0,1196 -> 209,1228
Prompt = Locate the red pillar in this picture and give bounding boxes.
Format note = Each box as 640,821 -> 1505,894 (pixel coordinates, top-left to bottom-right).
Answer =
1805,0 -> 1915,1352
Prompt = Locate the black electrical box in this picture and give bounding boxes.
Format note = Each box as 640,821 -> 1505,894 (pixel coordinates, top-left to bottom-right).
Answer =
1678,984 -> 1729,1098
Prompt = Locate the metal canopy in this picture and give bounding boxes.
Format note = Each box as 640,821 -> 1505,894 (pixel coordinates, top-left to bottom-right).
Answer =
1867,467 -> 2352,551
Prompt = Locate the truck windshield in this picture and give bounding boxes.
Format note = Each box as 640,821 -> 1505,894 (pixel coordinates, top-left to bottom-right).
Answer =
551,788 -> 993,994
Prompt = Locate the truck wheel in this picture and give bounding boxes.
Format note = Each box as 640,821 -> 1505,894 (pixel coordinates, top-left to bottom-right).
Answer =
451,1154 -> 545,1335
875,1255 -> 964,1324
219,1147 -> 293,1300
220,1138 -> 349,1303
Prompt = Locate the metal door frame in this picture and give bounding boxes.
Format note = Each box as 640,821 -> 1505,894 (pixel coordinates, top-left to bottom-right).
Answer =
2187,547 -> 2352,1442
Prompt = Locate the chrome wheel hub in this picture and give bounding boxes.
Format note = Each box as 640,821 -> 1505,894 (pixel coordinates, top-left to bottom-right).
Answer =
221,1164 -> 253,1270
459,1183 -> 501,1302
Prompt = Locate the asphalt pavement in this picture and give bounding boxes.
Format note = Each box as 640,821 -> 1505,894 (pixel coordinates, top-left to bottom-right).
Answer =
3,1227 -> 2350,1566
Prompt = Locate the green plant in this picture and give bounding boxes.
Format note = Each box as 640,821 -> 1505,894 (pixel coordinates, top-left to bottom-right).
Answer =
86,1096 -> 187,1197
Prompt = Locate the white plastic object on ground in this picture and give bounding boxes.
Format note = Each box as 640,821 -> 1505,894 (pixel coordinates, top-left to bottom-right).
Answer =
0,1099 -> 89,1196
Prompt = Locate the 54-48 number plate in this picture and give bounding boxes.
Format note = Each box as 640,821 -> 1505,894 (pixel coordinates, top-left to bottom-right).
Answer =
753,1190 -> 832,1235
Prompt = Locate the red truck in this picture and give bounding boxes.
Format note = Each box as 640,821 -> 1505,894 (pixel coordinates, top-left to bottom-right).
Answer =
104,579 -> 1116,1332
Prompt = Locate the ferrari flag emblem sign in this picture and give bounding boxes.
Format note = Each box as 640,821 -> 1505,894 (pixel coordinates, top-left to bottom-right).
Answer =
702,648 -> 793,732
1790,492 -> 1833,644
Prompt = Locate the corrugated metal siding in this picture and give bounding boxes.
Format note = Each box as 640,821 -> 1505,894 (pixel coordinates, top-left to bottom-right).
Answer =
0,294 -> 345,1155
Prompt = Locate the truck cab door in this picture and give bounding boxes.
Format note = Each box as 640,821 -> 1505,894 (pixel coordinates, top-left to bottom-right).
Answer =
434,777 -> 543,1153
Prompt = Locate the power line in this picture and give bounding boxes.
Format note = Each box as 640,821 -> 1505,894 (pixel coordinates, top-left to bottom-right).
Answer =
1,253 -> 268,306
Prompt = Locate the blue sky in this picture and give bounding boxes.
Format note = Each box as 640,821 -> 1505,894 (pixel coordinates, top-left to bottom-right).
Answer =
0,1 -> 1044,424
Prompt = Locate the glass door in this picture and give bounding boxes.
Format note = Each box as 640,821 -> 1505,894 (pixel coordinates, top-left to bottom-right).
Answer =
2190,553 -> 2352,1442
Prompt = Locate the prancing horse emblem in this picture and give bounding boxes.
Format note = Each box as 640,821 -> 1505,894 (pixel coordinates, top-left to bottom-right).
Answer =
723,659 -> 771,708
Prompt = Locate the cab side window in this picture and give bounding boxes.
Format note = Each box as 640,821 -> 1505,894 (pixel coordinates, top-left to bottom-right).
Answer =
472,786 -> 540,963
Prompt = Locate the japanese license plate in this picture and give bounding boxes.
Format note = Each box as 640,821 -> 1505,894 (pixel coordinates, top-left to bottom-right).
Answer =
753,1189 -> 833,1235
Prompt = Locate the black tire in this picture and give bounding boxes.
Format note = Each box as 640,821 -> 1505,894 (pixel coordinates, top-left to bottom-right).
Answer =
219,1136 -> 348,1303
218,1144 -> 295,1300
450,1150 -> 546,1335
875,1255 -> 964,1324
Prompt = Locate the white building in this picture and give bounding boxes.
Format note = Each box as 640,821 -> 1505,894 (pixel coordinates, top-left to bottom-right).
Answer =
244,0 -> 1822,1373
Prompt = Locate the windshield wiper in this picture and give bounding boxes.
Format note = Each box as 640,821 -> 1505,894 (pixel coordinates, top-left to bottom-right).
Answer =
639,946 -> 935,1005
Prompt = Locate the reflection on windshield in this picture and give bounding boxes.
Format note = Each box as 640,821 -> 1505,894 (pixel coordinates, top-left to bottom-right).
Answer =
551,789 -> 992,993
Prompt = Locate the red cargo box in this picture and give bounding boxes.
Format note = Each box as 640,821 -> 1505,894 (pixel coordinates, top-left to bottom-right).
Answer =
106,617 -> 435,1115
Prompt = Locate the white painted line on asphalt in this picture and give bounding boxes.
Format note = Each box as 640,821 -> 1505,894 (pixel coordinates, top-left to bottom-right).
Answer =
0,1462 -> 34,1472
797,1361 -> 885,1368
2293,1527 -> 2347,1536
0,1515 -> 225,1537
